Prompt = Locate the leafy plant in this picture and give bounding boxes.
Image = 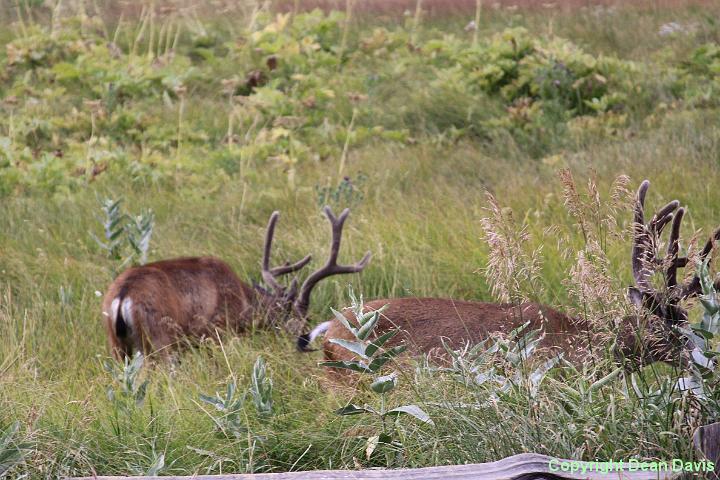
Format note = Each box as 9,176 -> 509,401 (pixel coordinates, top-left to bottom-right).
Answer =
126,209 -> 155,266
102,352 -> 149,408
677,259 -> 720,421
250,356 -> 273,418
436,322 -> 562,401
91,197 -> 154,267
320,287 -> 433,466
199,355 -> 275,437
0,422 -> 30,478
315,174 -> 367,209
199,381 -> 248,439
90,197 -> 125,261
145,452 -> 166,476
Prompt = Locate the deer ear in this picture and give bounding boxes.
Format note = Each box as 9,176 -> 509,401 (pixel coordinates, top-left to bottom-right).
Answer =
627,286 -> 644,307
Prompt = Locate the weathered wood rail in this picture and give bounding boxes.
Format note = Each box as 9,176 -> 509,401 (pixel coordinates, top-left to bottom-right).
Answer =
70,423 -> 720,480
694,422 -> 720,480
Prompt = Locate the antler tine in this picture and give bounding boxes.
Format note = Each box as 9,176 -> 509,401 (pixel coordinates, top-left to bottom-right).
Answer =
269,256 -> 313,276
261,211 -> 312,294
634,180 -> 650,226
699,226 -> 720,261
294,206 -> 372,317
681,226 -> 720,298
632,180 -> 681,293
632,180 -> 653,292
651,201 -> 680,235
665,207 -> 685,288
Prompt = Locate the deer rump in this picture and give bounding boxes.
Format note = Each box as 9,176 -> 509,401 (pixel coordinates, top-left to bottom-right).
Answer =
102,257 -> 257,360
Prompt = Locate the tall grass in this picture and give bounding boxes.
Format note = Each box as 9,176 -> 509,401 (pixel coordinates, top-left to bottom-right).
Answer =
1,0 -> 720,477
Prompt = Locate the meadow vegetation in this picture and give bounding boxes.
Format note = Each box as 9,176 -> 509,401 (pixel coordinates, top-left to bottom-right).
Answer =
2,0 -> 720,477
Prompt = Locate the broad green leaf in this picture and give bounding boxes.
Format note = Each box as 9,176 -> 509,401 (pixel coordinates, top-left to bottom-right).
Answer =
691,347 -> 714,369
529,354 -> 562,387
359,304 -> 388,325
370,373 -> 397,394
518,332 -> 544,361
385,405 -> 434,425
319,360 -> 371,373
677,375 -> 705,397
365,435 -> 379,460
331,308 -> 357,336
336,404 -> 375,415
328,338 -> 369,359
508,320 -> 532,339
199,394 -> 225,410
146,454 -> 165,476
0,422 -> 29,476
365,330 -> 398,357
474,369 -> 497,386
356,311 -> 380,340
589,366 -> 623,392
368,345 -> 407,372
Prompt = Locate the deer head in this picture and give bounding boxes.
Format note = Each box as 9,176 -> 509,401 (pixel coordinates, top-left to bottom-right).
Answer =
617,179 -> 720,367
259,206 -> 371,332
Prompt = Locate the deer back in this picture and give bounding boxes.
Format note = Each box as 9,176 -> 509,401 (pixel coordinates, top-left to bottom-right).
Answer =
322,297 -> 582,363
316,179 -> 720,371
102,256 -> 257,360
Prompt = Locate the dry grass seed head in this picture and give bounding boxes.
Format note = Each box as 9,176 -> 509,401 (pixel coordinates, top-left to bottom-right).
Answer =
480,191 -> 543,303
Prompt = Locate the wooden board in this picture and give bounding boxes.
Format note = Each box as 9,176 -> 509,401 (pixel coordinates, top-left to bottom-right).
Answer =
694,421 -> 720,480
68,453 -> 681,480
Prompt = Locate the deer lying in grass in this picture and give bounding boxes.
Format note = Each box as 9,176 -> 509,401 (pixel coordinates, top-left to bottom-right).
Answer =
300,180 -> 720,370
102,207 -> 370,360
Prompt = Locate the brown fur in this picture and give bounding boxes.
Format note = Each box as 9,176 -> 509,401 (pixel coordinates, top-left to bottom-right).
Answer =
320,297 -> 693,370
102,257 -> 260,360
102,207 -> 370,361
320,179 -> 715,371
323,297 -> 588,364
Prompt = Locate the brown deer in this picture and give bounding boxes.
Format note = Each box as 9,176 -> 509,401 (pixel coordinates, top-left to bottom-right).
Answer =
102,207 -> 370,360
300,180 -> 720,370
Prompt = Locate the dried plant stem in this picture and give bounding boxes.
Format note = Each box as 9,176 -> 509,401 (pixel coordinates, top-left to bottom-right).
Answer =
22,0 -> 33,27
50,0 -> 63,39
112,13 -> 124,45
226,108 -> 234,150
247,0 -> 262,33
147,3 -> 156,60
338,0 -> 355,65
14,1 -> 28,38
156,20 -> 167,59
176,97 -> 185,160
132,7 -> 149,58
91,0 -> 109,40
164,19 -> 175,57
411,0 -> 424,45
338,108 -> 357,179
172,20 -> 182,52
473,0 -> 482,46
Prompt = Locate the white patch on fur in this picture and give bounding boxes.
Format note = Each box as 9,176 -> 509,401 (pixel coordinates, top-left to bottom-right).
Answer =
110,298 -> 120,324
308,321 -> 332,343
121,297 -> 134,330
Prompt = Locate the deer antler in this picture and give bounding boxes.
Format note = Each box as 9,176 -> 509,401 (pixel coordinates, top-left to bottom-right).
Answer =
632,180 -> 680,294
261,211 -> 312,300
632,180 -> 720,301
679,226 -> 720,298
294,206 -> 371,317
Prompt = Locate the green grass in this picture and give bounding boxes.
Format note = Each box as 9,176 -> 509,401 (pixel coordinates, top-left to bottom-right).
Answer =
2,1 -> 720,477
